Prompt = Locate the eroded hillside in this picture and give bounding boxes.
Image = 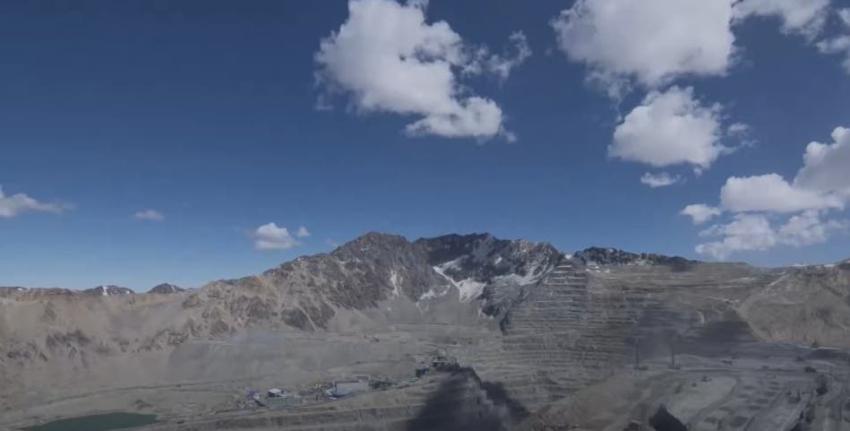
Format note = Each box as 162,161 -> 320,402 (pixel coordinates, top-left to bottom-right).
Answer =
2,232 -> 849,431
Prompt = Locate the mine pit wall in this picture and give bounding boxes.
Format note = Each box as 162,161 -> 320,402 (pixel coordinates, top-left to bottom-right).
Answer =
464,261 -> 769,411
468,262 -> 650,408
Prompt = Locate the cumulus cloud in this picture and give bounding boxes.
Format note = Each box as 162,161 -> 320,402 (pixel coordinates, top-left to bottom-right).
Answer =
794,126 -> 850,196
315,0 -> 528,140
713,127 -> 850,215
550,0 -> 850,89
734,0 -> 831,38
134,209 -> 165,222
779,210 -> 847,246
817,9 -> 850,73
688,126 -> 850,259
720,174 -> 844,213
252,223 -> 303,251
551,0 -> 736,90
696,214 -> 778,259
696,211 -> 846,259
640,172 -> 681,188
611,87 -> 729,170
0,186 -> 66,219
681,204 -> 723,225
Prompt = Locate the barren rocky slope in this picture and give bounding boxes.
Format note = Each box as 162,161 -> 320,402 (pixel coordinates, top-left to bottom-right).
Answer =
1,232 -> 849,430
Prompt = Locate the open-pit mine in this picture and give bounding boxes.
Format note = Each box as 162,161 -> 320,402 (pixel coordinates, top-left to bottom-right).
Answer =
3,233 -> 850,431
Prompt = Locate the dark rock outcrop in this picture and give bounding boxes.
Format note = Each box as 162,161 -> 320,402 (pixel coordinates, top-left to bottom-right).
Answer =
416,233 -> 563,317
574,247 -> 696,270
415,233 -> 563,284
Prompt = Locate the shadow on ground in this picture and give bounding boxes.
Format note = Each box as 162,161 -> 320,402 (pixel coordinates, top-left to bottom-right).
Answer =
406,368 -> 529,431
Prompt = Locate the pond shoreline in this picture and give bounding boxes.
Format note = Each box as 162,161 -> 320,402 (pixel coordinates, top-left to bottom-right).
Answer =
21,412 -> 158,431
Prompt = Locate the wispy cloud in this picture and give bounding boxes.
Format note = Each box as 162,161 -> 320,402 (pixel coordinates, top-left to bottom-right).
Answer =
640,172 -> 681,188
0,186 -> 67,219
295,226 -> 311,238
134,209 -> 165,222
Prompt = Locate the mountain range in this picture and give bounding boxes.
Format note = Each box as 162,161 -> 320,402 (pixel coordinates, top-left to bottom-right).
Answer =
2,232 -> 849,430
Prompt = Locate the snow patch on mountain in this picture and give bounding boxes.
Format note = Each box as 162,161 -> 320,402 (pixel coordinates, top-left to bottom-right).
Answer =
493,271 -> 543,286
389,270 -> 402,298
432,261 -> 488,302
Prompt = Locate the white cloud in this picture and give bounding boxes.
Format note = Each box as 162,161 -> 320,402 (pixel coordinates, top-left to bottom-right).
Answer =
779,210 -> 847,246
551,0 -> 736,89
296,226 -> 311,238
681,204 -> 723,225
252,223 -> 302,251
794,126 -> 850,197
720,173 -> 844,213
689,126 -> 850,259
468,32 -> 532,82
696,214 -> 778,259
734,0 -> 831,38
315,0 -> 527,140
727,122 -> 751,136
816,9 -> 850,73
549,0 -> 850,89
640,172 -> 681,188
696,211 -> 846,259
611,87 -> 728,169
711,127 -> 850,215
0,186 -> 65,219
134,209 -> 165,222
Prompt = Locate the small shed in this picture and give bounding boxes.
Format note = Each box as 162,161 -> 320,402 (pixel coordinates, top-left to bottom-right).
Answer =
268,388 -> 286,398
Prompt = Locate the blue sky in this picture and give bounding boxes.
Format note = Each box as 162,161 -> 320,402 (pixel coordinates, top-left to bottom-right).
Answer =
1,0 -> 850,290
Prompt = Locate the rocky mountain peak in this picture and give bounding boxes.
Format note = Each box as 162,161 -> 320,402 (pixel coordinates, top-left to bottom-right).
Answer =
82,285 -> 134,296
414,233 -> 563,285
331,231 -> 413,260
230,232 -> 453,329
413,233 -> 563,315
573,247 -> 695,269
148,283 -> 185,294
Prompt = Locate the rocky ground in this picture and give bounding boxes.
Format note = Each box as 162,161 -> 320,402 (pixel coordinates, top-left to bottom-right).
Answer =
2,232 -> 849,430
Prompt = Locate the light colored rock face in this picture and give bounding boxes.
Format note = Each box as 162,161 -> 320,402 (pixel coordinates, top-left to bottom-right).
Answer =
1,232 -> 850,431
738,264 -> 850,347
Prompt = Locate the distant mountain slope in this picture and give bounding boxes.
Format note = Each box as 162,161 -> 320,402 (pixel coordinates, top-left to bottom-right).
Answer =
147,283 -> 185,294
0,232 -> 563,367
574,246 -> 696,269
2,232 -> 850,424
738,263 -> 850,347
82,285 -> 134,296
